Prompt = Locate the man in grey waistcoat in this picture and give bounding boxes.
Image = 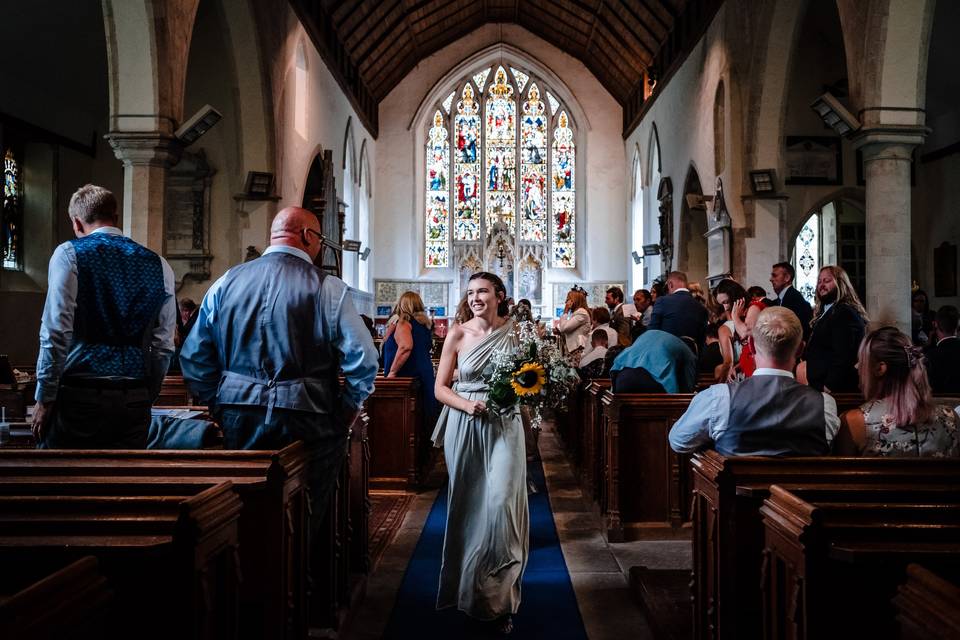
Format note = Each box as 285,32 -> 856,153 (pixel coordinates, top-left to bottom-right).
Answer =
180,206 -> 378,524
668,306 -> 839,456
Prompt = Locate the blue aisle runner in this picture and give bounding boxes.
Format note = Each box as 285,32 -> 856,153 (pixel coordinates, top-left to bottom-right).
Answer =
383,459 -> 588,639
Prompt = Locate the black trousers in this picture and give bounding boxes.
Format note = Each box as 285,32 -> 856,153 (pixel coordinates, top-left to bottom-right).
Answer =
41,383 -> 151,449
611,366 -> 667,394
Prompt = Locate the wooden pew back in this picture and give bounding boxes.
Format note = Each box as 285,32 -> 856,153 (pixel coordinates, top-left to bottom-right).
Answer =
363,376 -> 423,489
690,451 -> 960,640
760,484 -> 960,640
600,390 -> 695,541
893,564 -> 960,640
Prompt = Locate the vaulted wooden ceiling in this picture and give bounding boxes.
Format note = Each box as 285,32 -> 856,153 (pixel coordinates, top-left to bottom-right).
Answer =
291,0 -> 694,136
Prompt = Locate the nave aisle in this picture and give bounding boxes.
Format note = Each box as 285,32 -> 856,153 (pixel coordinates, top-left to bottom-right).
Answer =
343,424 -> 691,639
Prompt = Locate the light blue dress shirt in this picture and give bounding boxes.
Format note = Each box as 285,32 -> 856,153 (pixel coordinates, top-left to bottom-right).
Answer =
183,245 -> 377,410
35,227 -> 176,403
668,368 -> 840,453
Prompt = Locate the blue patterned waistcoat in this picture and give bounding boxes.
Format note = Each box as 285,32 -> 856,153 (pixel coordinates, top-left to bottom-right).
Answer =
66,232 -> 165,379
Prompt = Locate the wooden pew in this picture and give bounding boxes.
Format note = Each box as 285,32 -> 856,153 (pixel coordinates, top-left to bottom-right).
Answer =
157,374 -> 196,406
760,484 -> 960,640
689,452 -> 960,640
0,445 -> 310,640
600,390 -> 696,541
363,376 -> 424,489
0,556 -> 112,640
893,564 -> 960,640
581,379 -> 611,502
0,482 -> 242,639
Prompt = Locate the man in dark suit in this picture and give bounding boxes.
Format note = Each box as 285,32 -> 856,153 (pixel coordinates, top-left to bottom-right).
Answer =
928,305 -> 960,394
766,262 -> 813,340
648,271 -> 707,351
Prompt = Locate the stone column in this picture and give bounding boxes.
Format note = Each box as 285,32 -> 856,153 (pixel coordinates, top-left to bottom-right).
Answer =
105,132 -> 180,253
853,126 -> 926,333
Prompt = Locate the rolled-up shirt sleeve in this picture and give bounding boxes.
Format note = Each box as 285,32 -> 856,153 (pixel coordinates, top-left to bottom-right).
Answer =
35,243 -> 78,403
668,384 -> 728,453
323,278 -> 378,410
147,257 -> 177,399
822,392 -> 840,445
180,273 -> 228,404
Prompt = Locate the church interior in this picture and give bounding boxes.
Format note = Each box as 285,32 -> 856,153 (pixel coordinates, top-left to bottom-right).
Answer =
1,0 -> 960,638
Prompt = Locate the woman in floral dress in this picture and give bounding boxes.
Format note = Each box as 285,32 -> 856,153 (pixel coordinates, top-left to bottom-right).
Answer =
834,326 -> 959,457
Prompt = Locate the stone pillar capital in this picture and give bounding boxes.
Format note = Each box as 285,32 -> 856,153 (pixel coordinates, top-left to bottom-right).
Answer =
105,131 -> 181,167
851,124 -> 929,161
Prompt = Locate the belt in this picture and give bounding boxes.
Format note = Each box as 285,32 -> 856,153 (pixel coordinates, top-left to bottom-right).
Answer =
61,376 -> 148,391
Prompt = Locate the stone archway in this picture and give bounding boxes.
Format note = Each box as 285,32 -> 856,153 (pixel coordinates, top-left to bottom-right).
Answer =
678,166 -> 708,287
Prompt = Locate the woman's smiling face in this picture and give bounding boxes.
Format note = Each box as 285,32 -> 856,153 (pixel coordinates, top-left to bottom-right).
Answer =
467,277 -> 501,316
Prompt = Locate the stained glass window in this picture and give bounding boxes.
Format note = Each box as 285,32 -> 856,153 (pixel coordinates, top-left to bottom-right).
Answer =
485,66 -> 516,231
442,91 -> 455,114
520,84 -> 546,242
2,149 -> 23,271
424,64 -> 577,271
425,111 -> 450,267
792,214 -> 819,304
551,112 -> 575,267
454,84 -> 481,241
510,67 -> 529,93
473,68 -> 491,92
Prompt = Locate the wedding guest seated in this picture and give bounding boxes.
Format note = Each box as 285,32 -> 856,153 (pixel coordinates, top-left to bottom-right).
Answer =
590,307 -> 620,347
834,326 -> 959,457
699,322 -> 726,382
668,307 -> 840,456
928,305 -> 960,394
610,329 -> 697,394
579,329 -> 609,379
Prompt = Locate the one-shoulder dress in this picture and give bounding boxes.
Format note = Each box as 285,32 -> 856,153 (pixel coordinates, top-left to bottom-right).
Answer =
431,320 -> 529,620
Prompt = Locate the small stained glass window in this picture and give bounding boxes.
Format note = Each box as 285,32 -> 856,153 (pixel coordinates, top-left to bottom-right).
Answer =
2,148 -> 23,271
551,112 -> 575,267
510,67 -> 529,93
425,111 -> 450,267
454,84 -> 481,241
546,91 -> 560,116
442,91 -> 455,114
792,214 -> 820,304
472,67 -> 491,92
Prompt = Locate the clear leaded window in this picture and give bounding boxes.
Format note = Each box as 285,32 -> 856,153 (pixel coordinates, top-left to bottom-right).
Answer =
424,65 -> 577,280
2,148 -> 23,271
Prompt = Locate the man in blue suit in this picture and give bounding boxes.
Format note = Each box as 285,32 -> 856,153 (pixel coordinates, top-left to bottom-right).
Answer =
648,271 -> 707,352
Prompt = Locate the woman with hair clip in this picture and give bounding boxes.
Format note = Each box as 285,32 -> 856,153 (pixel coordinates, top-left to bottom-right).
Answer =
798,265 -> 868,392
834,326 -> 959,456
382,290 -> 438,419
432,272 -> 528,634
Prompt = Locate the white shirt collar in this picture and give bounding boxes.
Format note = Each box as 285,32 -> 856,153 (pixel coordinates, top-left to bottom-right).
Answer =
752,367 -> 795,379
938,335 -> 959,346
673,287 -> 690,294
263,245 -> 313,264
777,284 -> 792,302
822,302 -> 834,314
90,226 -> 123,236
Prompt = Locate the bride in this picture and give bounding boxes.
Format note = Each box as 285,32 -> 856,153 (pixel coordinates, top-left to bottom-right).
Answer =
432,271 -> 529,634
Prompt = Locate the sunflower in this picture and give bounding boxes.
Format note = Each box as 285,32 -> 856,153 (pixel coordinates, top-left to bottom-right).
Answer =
510,362 -> 547,397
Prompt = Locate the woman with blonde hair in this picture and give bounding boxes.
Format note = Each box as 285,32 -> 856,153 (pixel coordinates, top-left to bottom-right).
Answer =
383,291 -> 437,418
834,326 -> 958,456
553,288 -> 592,354
798,265 -> 868,392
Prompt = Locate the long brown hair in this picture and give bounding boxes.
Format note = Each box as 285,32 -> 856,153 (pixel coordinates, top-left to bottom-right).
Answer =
392,291 -> 428,324
565,290 -> 588,313
812,265 -> 869,325
858,326 -> 933,427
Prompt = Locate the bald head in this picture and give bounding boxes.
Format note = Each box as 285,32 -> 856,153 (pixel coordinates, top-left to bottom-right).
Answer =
271,207 -> 322,261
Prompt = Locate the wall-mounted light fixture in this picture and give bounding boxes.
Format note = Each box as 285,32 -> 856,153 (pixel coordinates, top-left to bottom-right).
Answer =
631,251 -> 643,265
360,247 -> 371,261
175,104 -> 222,146
748,169 -> 777,195
810,93 -> 860,137
642,244 -> 661,256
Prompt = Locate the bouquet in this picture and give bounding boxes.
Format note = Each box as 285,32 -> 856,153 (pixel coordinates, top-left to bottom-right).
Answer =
483,320 -> 581,430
